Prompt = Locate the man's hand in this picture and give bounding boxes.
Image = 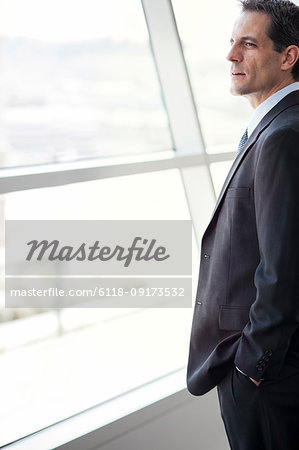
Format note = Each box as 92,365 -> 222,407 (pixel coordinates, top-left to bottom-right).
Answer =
236,366 -> 262,386
249,377 -> 262,386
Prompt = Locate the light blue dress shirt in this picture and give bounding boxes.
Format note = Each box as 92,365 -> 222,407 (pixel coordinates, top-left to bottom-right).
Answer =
248,81 -> 299,137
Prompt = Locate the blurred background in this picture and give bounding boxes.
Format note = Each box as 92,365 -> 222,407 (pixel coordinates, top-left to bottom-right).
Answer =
0,0 -> 253,448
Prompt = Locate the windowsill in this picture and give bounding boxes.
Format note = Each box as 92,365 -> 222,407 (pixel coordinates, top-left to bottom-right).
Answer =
4,368 -> 187,450
0,145 -> 237,179
0,150 -> 176,177
0,149 -> 200,194
0,149 -> 234,195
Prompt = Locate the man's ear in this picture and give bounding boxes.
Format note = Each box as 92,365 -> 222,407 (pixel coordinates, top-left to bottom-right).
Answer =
281,45 -> 299,73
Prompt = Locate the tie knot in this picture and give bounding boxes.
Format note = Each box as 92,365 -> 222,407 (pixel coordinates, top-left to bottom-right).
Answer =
237,128 -> 248,155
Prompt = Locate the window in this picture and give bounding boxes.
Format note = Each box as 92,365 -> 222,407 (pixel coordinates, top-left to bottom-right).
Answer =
0,0 -> 231,446
0,171 -> 197,445
172,0 -> 252,154
0,0 -> 171,168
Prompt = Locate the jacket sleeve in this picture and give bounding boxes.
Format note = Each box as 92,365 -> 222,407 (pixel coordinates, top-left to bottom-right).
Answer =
234,127 -> 299,380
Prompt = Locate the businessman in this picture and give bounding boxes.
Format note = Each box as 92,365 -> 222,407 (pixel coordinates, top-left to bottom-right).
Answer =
187,1 -> 299,449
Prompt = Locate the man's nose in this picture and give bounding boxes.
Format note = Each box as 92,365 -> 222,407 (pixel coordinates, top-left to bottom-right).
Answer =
226,44 -> 242,62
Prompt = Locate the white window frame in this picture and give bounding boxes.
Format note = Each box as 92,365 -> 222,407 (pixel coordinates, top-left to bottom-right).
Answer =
1,0 -> 234,447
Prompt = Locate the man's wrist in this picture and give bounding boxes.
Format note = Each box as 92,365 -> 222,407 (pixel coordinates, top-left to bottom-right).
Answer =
235,366 -> 248,376
235,366 -> 263,384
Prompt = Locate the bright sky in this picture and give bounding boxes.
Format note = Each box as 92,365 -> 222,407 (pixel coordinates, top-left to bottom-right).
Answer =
0,0 -> 148,42
0,0 -> 297,45
172,0 -> 240,58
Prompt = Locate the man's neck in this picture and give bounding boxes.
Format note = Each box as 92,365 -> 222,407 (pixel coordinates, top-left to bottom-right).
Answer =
246,78 -> 296,109
247,80 -> 299,137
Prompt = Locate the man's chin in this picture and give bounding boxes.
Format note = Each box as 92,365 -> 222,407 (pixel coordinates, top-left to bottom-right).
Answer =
230,84 -> 248,97
230,85 -> 242,96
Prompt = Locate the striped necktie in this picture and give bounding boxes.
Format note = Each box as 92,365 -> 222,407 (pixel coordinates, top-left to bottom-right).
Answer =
237,128 -> 248,155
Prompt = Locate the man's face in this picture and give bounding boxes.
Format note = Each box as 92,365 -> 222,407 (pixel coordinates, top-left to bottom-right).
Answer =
227,11 -> 286,108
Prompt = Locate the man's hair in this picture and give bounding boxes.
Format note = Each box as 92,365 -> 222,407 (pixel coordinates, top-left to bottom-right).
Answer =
239,0 -> 299,80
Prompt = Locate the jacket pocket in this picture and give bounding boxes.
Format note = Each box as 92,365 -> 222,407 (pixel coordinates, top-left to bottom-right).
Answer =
219,305 -> 250,331
226,187 -> 250,198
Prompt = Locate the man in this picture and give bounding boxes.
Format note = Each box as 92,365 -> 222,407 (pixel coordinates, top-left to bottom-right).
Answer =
186,1 -> 299,449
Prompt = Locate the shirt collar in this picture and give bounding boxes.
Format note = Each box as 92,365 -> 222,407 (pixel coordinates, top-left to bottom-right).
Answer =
248,82 -> 299,137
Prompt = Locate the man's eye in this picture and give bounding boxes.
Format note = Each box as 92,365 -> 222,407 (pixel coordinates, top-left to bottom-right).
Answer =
245,42 -> 256,47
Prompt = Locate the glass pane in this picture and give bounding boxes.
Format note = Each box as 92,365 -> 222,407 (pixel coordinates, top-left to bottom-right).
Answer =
210,160 -> 233,196
0,0 -> 172,168
172,0 -> 252,154
0,169 -> 201,445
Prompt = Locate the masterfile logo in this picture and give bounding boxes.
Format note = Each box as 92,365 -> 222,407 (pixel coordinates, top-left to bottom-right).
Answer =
6,220 -> 190,275
25,237 -> 170,267
5,220 -> 192,308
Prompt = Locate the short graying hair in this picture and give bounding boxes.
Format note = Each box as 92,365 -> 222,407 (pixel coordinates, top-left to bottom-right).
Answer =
239,0 -> 299,80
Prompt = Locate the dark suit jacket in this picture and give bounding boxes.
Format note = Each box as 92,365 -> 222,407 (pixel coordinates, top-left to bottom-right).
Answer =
187,90 -> 299,396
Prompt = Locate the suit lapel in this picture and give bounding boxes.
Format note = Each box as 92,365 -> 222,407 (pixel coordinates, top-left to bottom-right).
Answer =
210,128 -> 259,219
207,91 -> 299,228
